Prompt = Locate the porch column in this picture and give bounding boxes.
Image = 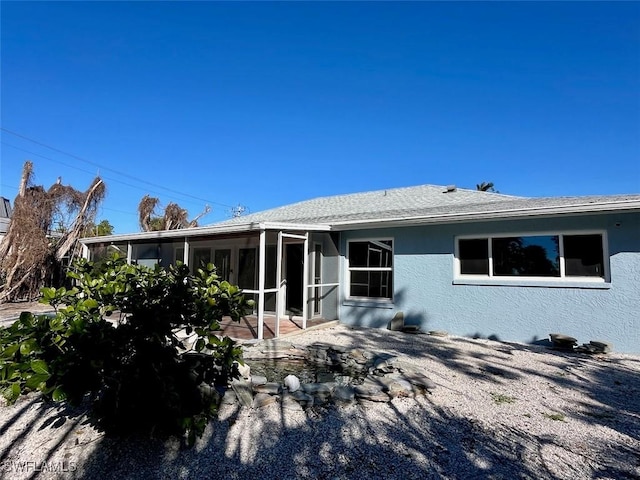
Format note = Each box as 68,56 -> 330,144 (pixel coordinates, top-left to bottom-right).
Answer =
275,230 -> 283,338
302,232 -> 309,329
183,237 -> 190,264
257,229 -> 266,340
126,242 -> 132,264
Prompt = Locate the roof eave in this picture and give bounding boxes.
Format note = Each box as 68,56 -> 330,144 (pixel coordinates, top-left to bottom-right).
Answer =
330,200 -> 640,231
79,221 -> 332,245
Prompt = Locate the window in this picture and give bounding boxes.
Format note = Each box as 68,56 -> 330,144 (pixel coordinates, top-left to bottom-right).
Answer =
348,240 -> 393,299
459,238 -> 489,275
214,249 -> 232,282
564,234 -> 604,277
237,248 -> 256,290
456,233 -> 606,281
492,236 -> 560,277
193,247 -> 211,269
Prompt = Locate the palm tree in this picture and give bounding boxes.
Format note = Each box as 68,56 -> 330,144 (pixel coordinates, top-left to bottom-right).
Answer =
137,195 -> 210,231
476,181 -> 496,192
0,161 -> 105,302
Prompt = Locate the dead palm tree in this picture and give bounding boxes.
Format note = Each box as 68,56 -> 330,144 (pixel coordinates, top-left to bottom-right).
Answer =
137,195 -> 210,232
0,161 -> 105,302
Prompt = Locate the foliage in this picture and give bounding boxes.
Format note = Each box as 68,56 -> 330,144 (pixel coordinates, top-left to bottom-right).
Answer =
490,392 -> 516,405
543,412 -> 566,422
476,181 -> 497,193
0,256 -> 253,444
83,219 -> 114,237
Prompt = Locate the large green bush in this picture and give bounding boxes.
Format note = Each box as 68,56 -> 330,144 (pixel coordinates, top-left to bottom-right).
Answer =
0,256 -> 253,444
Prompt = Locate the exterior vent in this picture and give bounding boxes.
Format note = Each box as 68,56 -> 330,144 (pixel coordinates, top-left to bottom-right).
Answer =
444,185 -> 457,193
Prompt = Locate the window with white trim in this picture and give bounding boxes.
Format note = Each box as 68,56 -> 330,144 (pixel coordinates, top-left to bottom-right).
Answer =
456,233 -> 606,280
347,239 -> 393,299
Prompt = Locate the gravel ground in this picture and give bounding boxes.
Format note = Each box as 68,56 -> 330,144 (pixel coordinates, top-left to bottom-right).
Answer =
0,322 -> 639,480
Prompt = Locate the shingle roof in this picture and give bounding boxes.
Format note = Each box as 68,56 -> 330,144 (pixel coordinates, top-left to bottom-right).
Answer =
80,185 -> 640,244
212,184 -> 640,228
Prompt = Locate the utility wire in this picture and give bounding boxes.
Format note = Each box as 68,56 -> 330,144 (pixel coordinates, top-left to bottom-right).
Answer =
2,142 -> 222,209
1,127 -> 237,209
100,206 -> 139,217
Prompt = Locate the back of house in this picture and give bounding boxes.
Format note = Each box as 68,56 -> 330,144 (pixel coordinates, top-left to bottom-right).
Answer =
79,184 -> 640,353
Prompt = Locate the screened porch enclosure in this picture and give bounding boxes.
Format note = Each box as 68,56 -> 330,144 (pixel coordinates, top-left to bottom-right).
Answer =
84,226 -> 340,340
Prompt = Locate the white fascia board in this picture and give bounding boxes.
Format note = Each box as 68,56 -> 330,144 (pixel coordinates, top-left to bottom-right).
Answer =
79,221 -> 332,245
259,222 -> 332,232
80,223 -> 260,245
330,200 -> 640,231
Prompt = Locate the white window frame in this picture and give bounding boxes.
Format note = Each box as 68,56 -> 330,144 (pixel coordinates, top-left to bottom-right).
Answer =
346,238 -> 394,302
453,230 -> 610,288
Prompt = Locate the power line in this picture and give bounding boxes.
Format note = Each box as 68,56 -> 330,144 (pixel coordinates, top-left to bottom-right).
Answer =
2,142 -> 105,178
1,127 -> 238,209
2,142 -> 221,209
101,206 -> 139,217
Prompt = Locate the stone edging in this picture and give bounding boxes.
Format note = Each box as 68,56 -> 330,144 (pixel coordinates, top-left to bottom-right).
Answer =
222,341 -> 436,410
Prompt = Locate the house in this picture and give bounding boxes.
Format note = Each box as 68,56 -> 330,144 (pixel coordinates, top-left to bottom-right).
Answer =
80,184 -> 640,353
0,197 -> 11,241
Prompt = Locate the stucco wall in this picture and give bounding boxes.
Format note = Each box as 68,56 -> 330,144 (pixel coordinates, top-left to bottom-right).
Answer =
339,212 -> 640,353
310,232 -> 340,321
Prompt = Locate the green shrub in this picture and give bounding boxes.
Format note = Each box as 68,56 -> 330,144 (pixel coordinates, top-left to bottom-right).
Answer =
0,256 -> 253,445
490,392 -> 516,405
543,412 -> 566,422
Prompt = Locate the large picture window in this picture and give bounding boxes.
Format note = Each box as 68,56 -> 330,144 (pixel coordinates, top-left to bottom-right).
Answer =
456,233 -> 606,281
348,240 -> 393,299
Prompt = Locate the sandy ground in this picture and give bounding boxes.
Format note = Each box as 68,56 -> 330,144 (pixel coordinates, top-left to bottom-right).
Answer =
0,301 -> 54,327
0,308 -> 639,479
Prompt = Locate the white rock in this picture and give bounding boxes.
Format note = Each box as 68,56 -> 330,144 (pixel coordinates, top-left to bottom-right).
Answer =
236,362 -> 251,379
284,374 -> 301,392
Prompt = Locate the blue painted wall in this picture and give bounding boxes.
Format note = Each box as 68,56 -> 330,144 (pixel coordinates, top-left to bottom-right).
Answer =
339,212 -> 640,353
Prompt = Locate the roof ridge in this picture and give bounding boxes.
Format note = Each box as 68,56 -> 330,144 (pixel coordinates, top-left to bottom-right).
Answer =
266,183 -> 520,205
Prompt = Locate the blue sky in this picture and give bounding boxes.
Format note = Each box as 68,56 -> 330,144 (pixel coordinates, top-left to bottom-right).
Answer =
1,1 -> 639,234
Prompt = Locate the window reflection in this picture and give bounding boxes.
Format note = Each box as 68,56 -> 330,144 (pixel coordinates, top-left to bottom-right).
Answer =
492,236 -> 560,276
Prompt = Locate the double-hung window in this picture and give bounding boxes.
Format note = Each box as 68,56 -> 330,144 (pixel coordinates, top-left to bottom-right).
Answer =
456,232 -> 607,283
347,240 -> 393,299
